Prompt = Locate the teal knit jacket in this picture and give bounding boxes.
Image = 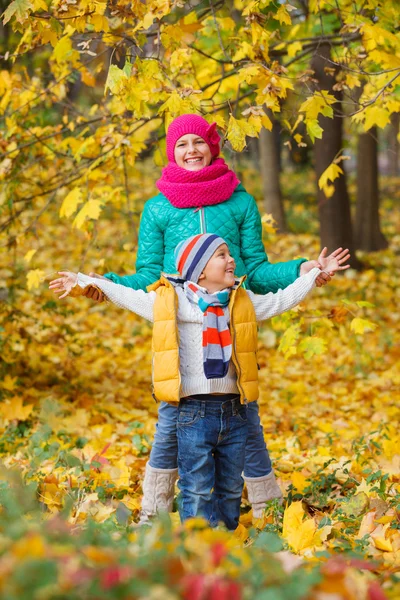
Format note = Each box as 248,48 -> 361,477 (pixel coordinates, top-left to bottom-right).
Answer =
104,184 -> 306,294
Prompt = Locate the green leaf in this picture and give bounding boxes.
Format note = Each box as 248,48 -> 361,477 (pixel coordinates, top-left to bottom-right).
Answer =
2,0 -> 32,24
298,336 -> 327,359
306,119 -> 323,143
254,531 -> 284,552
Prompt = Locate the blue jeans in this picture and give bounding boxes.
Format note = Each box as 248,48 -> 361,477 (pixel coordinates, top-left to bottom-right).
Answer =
149,399 -> 272,478
177,396 -> 247,530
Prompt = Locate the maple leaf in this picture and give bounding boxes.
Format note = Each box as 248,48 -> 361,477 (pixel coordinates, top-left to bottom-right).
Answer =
350,318 -> 377,334
59,188 -> 84,218
298,337 -> 327,360
278,323 -> 301,358
26,269 -> 45,290
306,119 -> 323,143
363,106 -> 391,131
72,199 -> 104,229
226,115 -> 259,152
274,5 -> 291,26
1,375 -> 19,391
1,396 -> 34,421
282,501 -> 317,553
318,163 -> 344,191
2,0 -> 32,25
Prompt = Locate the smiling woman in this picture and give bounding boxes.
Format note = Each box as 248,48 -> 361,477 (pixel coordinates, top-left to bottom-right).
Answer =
174,134 -> 213,171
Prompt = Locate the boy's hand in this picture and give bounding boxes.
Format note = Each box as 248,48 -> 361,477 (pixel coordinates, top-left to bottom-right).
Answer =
81,273 -> 106,302
300,260 -> 331,287
318,247 -> 351,274
49,271 -> 78,299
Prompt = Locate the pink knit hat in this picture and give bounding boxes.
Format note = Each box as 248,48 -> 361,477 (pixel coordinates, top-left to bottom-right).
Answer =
166,114 -> 221,163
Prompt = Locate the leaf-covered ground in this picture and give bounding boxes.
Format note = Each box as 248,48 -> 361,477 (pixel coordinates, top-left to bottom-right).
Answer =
0,169 -> 399,598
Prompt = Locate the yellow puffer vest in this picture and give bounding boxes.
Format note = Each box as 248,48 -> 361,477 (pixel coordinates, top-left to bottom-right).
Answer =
147,276 -> 259,404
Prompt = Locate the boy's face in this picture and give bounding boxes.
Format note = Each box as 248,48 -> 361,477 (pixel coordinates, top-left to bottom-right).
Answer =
198,244 -> 236,292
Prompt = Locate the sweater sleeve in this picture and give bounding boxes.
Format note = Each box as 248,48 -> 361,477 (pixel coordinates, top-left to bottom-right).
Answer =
247,267 -> 320,322
239,195 -> 307,294
76,273 -> 155,322
103,200 -> 164,291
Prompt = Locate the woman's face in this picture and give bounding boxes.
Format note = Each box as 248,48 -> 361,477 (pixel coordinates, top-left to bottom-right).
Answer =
174,134 -> 212,171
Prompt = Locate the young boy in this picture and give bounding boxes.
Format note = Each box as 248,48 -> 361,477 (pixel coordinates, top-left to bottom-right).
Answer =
49,234 -> 350,530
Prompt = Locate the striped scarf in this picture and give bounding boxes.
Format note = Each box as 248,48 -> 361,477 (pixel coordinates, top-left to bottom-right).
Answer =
184,281 -> 232,379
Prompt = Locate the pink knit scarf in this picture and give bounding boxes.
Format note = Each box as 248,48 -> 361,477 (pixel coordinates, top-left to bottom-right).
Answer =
156,158 -> 240,209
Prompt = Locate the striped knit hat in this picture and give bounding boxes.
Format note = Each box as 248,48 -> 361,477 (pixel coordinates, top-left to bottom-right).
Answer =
175,233 -> 226,283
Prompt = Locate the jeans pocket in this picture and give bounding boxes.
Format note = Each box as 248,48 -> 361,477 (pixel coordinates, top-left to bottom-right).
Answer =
235,406 -> 248,423
177,408 -> 201,427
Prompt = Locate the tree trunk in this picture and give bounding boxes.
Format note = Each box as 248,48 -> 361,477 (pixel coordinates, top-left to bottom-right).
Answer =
387,112 -> 399,176
311,44 -> 361,268
258,116 -> 287,232
355,128 -> 388,251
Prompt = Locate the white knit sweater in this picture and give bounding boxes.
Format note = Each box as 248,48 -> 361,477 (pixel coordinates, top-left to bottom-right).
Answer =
76,268 -> 321,398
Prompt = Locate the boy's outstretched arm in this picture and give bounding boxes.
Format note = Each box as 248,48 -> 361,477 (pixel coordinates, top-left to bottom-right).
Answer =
248,248 -> 350,322
49,272 -> 156,322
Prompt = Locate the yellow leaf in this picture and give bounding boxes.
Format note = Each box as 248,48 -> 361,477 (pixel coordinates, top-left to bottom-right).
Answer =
318,163 -> 344,191
363,106 -> 391,131
73,199 -> 104,229
26,269 -> 45,290
141,12 -> 155,30
0,396 -> 33,421
288,41 -> 302,58
1,375 -> 18,391
32,0 -> 47,9
24,249 -> 37,263
12,534 -> 45,559
226,115 -> 259,152
60,188 -> 84,218
274,5 -> 291,26
300,91 -> 336,120
282,501 -> 317,553
371,523 -> 393,552
105,64 -> 127,95
278,323 -> 300,358
350,318 -> 377,334
234,522 -> 249,543
292,472 -> 308,493
90,14 -> 109,32
81,69 -> 96,87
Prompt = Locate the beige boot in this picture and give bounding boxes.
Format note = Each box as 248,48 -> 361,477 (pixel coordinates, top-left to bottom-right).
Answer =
244,472 -> 283,519
137,463 -> 178,526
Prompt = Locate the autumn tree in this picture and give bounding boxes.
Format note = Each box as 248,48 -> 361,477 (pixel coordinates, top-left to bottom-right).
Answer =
1,0 -> 399,263
355,127 -> 388,251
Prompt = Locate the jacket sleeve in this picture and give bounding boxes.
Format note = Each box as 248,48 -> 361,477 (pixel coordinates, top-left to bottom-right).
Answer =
240,195 -> 307,294
247,268 -> 320,322
103,200 -> 164,291
76,273 -> 155,322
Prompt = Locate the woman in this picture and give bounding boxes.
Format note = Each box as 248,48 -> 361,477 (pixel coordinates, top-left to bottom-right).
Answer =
84,114 -> 331,522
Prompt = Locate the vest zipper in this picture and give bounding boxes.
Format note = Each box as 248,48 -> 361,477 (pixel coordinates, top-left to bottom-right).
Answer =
174,290 -> 182,398
151,356 -> 158,402
231,294 -> 247,405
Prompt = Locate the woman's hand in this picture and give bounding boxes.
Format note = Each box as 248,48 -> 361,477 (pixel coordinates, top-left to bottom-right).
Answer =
318,247 -> 351,274
49,271 -> 78,299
